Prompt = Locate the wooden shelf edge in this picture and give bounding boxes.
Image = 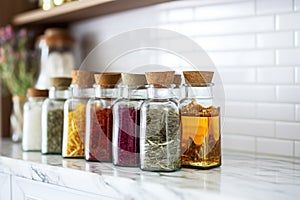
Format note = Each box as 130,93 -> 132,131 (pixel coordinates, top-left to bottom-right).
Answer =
13,0 -> 115,25
13,0 -> 173,26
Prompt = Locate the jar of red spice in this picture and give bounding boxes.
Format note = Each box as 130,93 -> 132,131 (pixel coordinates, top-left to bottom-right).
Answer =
62,70 -> 96,158
85,73 -> 121,162
112,73 -> 147,167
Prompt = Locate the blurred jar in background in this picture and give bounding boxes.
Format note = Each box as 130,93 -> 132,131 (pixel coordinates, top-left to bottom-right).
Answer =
39,0 -> 77,10
35,28 -> 75,89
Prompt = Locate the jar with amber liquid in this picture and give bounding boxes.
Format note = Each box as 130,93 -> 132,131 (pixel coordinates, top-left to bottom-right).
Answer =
180,83 -> 221,169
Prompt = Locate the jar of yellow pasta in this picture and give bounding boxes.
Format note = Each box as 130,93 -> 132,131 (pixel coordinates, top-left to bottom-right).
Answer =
62,70 -> 96,158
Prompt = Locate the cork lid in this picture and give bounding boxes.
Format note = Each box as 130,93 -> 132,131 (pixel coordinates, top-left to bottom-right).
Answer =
39,28 -> 74,48
27,88 -> 49,97
94,73 -> 121,88
121,73 -> 147,86
50,77 -> 72,88
71,70 -> 97,88
145,71 -> 175,86
183,71 -> 214,85
173,74 -> 182,87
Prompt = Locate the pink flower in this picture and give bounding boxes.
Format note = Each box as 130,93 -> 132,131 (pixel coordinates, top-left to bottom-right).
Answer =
5,25 -> 14,40
19,29 -> 27,38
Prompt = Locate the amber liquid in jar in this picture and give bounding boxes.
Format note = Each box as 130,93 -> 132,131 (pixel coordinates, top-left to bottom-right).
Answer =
181,100 -> 221,169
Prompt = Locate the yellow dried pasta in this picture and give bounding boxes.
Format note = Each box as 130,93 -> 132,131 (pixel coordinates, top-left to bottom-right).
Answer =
66,106 -> 85,157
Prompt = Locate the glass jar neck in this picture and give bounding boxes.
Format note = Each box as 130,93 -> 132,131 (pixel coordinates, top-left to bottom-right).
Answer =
147,84 -> 175,99
94,85 -> 118,98
119,84 -> 147,99
49,87 -> 70,99
71,84 -> 94,99
27,96 -> 47,102
183,83 -> 214,99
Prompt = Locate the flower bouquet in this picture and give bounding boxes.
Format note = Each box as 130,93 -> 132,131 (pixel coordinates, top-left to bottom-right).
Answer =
0,25 -> 38,142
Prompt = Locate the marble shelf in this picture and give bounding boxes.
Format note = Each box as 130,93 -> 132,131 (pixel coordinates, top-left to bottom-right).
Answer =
0,139 -> 300,200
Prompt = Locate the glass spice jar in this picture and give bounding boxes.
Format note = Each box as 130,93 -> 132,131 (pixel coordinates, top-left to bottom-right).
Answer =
112,74 -> 147,167
41,77 -> 72,154
180,83 -> 221,169
35,28 -> 75,89
62,70 -> 96,158
140,71 -> 181,172
85,73 -> 121,162
22,88 -> 49,151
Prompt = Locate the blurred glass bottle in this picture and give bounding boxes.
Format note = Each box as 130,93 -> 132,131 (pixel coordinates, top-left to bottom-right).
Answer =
35,28 -> 74,89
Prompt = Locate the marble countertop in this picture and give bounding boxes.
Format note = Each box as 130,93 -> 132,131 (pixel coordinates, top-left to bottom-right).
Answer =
0,139 -> 300,200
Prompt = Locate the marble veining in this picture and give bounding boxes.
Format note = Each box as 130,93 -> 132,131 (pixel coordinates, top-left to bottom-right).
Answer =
1,139 -> 300,199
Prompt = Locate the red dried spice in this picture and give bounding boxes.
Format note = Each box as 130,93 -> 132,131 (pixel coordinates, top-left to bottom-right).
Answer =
116,106 -> 140,166
87,107 -> 113,162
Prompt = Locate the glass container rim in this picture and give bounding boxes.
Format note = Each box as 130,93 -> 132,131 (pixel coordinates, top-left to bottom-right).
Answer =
117,83 -> 147,90
146,84 -> 176,89
182,83 -> 215,87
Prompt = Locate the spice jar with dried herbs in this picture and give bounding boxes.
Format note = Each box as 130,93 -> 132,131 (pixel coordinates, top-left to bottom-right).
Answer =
41,77 -> 72,154
140,71 -> 181,172
180,71 -> 221,169
62,70 -> 96,158
22,88 -> 49,151
85,73 -> 121,162
112,73 -> 147,167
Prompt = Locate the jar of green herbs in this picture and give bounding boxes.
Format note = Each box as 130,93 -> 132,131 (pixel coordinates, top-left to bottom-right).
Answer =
140,71 -> 181,172
41,77 -> 71,154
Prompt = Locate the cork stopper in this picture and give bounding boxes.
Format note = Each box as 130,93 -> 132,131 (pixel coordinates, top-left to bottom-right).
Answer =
43,28 -> 74,48
145,71 -> 175,86
27,88 -> 49,97
94,73 -> 121,88
50,77 -> 72,88
173,74 -> 182,87
71,70 -> 97,88
183,71 -> 214,85
121,73 -> 147,86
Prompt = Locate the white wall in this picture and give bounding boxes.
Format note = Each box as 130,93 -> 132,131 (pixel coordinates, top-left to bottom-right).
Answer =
71,0 -> 300,157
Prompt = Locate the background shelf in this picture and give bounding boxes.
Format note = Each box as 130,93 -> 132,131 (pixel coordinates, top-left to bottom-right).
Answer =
13,0 -> 172,26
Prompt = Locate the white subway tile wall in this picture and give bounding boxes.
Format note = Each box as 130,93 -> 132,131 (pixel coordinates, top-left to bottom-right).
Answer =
296,67 -> 300,83
224,117 -> 275,137
296,31 -> 300,46
276,49 -> 300,65
256,0 -> 293,14
71,0 -> 300,157
257,103 -> 295,121
257,138 -> 294,156
296,105 -> 300,121
276,121 -> 300,140
295,141 -> 300,157
257,67 -> 294,84
257,32 -> 294,48
223,135 -> 256,152
296,0 -> 300,11
276,13 -> 300,30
